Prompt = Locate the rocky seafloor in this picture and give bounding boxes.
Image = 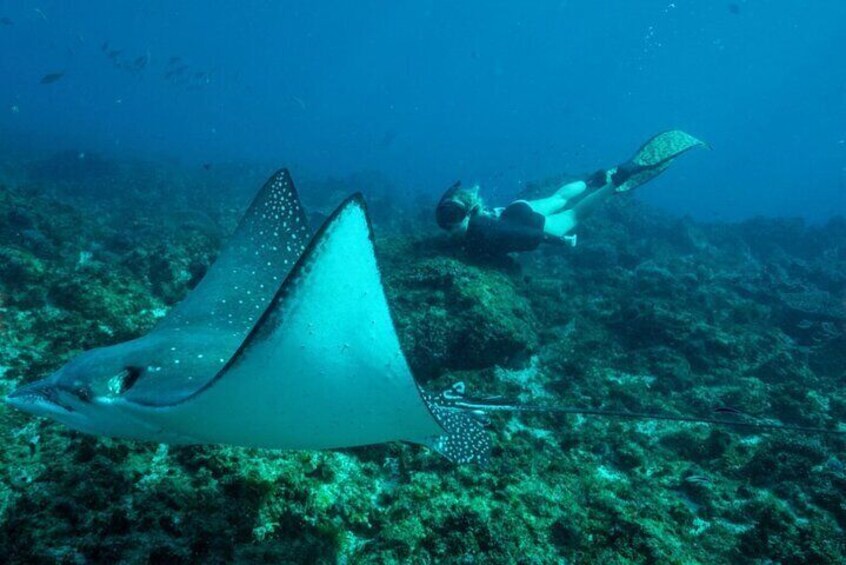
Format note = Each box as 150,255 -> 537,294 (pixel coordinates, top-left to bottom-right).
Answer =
0,156 -> 844,563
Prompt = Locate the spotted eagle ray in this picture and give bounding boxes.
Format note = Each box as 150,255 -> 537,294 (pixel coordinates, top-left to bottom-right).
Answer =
6,170 -> 490,463
5,170 -> 842,463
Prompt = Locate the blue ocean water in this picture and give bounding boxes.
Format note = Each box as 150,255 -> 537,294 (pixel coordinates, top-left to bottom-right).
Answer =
2,3 -> 846,563
1,1 -> 844,221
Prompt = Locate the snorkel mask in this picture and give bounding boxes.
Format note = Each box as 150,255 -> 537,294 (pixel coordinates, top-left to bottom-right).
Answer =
436,181 -> 479,231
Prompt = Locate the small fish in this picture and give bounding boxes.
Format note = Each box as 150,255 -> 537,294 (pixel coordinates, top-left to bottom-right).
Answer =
34,8 -> 47,21
165,64 -> 189,78
380,129 -> 397,148
40,72 -> 64,84
684,475 -> 712,485
191,71 -> 212,87
712,405 -> 747,416
133,55 -> 148,69
0,16 -> 13,26
202,163 -> 212,171
797,319 -> 814,330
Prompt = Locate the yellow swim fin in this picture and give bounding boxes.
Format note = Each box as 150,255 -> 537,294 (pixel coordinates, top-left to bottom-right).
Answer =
614,130 -> 708,193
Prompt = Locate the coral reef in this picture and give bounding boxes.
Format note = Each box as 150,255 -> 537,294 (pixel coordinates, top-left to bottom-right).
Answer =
0,160 -> 844,563
380,238 -> 538,380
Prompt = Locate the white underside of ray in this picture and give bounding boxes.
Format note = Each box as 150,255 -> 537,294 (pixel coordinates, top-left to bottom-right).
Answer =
135,199 -> 444,449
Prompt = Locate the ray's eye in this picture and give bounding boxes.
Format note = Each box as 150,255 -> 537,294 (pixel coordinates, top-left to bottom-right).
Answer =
108,366 -> 143,396
72,386 -> 92,403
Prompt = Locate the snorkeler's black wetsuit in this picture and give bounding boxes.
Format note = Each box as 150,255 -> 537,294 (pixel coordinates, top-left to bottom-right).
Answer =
465,201 -> 546,254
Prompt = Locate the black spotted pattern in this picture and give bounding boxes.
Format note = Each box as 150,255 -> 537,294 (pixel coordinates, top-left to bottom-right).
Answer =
421,391 -> 492,465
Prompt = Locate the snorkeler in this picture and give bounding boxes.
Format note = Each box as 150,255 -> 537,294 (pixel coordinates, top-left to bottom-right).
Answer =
435,130 -> 706,255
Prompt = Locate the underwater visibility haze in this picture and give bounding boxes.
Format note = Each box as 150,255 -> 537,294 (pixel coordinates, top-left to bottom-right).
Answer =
1,1 -> 846,563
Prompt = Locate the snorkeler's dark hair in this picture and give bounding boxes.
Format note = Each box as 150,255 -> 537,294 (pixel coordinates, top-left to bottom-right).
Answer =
436,180 -> 471,230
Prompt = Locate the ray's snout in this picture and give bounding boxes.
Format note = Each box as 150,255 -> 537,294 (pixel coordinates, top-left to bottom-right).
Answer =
6,379 -> 68,415
6,380 -> 47,406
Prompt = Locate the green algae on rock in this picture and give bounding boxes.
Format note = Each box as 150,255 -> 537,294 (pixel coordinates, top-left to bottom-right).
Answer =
381,238 -> 539,380
1,161 -> 845,563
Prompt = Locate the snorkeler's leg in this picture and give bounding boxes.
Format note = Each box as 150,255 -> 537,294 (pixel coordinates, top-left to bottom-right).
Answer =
523,180 -> 587,215
570,182 -> 615,223
543,183 -> 615,238
554,180 -> 588,200
543,210 -> 577,238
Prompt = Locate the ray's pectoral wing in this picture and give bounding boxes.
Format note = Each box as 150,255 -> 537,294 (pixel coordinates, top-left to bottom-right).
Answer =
152,195 -> 445,450
154,169 -> 312,340
119,170 -> 314,406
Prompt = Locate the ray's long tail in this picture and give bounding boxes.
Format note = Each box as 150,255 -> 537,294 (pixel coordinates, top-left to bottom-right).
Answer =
437,382 -> 846,438
422,382 -> 844,465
